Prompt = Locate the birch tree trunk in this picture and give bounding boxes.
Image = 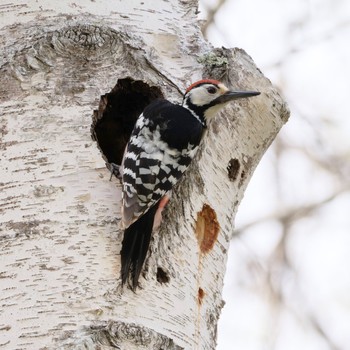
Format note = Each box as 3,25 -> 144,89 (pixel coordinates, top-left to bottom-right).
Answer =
0,1 -> 289,349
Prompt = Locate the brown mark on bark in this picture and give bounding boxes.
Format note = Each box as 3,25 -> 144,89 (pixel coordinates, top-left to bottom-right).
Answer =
195,204 -> 220,254
198,287 -> 205,305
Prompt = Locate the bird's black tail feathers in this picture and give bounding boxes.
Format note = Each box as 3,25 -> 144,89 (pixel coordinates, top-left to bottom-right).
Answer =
120,202 -> 159,291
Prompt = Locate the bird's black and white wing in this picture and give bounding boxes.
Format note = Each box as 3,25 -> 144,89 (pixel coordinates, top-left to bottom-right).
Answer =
121,99 -> 202,228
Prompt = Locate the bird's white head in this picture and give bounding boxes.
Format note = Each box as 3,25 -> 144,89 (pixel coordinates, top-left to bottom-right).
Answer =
183,79 -> 260,123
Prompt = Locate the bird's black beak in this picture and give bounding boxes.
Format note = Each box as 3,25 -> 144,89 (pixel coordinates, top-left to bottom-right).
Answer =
214,90 -> 260,104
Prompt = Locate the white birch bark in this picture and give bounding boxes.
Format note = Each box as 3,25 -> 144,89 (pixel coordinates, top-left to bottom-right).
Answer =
0,1 -> 289,349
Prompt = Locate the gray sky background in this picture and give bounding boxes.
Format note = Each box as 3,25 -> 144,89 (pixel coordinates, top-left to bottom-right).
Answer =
199,0 -> 350,349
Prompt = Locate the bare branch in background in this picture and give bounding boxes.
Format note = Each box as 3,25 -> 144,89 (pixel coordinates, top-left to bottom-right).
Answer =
234,185 -> 349,236
201,0 -> 226,37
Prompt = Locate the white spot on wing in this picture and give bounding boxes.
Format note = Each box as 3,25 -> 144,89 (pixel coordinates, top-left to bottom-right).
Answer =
123,167 -> 136,179
125,152 -> 138,161
139,168 -> 152,175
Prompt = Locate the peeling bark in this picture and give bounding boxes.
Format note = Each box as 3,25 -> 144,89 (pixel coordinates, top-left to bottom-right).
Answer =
0,1 -> 289,349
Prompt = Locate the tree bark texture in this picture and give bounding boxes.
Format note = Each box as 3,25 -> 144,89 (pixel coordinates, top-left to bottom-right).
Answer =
0,1 -> 289,349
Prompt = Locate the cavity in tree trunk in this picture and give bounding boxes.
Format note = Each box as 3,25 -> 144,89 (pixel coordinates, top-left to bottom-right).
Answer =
0,1 -> 289,349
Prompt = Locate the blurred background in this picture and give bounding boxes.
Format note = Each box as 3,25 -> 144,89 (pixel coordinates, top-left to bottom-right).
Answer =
198,0 -> 350,349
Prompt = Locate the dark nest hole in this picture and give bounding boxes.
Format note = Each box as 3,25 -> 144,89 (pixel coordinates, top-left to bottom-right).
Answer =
91,78 -> 164,170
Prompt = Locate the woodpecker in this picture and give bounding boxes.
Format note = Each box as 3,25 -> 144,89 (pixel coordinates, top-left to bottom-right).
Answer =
120,79 -> 260,290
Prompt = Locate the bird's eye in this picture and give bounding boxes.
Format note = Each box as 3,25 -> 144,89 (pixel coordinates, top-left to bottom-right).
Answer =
206,86 -> 217,94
